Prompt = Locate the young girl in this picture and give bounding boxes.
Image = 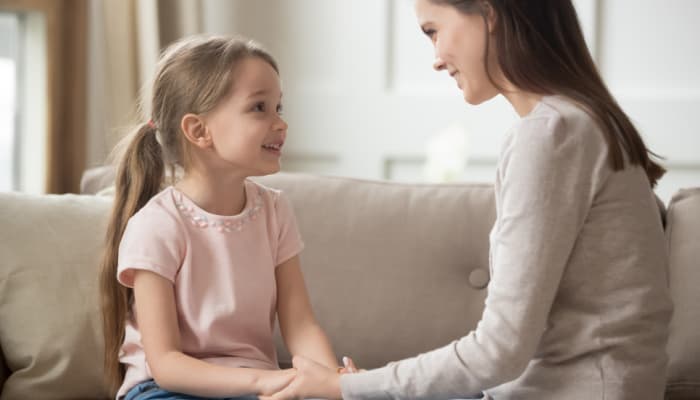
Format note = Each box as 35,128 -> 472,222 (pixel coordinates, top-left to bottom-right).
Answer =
264,1 -> 673,399
99,35 -> 343,400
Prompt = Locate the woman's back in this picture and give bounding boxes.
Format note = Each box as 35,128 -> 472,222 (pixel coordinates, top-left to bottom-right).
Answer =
488,95 -> 672,399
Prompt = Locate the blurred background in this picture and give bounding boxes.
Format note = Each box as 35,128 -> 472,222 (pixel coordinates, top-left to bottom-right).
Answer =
0,0 -> 698,203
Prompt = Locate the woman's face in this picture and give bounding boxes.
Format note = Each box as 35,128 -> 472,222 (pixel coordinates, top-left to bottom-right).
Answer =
414,0 -> 500,104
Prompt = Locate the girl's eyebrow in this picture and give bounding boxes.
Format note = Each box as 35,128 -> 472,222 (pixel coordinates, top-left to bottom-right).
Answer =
246,89 -> 283,100
246,89 -> 270,99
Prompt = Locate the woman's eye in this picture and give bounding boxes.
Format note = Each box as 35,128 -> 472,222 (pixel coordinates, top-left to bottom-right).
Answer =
423,28 -> 436,40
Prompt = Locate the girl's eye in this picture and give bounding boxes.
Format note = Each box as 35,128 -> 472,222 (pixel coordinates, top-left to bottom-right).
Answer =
276,104 -> 284,114
253,102 -> 266,112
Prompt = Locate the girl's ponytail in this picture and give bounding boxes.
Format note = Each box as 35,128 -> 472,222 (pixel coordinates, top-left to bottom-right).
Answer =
99,122 -> 163,396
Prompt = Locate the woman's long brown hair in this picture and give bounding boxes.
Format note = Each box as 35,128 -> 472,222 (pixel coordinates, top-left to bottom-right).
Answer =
433,0 -> 665,186
99,35 -> 278,396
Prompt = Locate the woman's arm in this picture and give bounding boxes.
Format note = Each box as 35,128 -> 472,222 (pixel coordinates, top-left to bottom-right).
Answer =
132,270 -> 295,397
337,114 -> 610,399
275,255 -> 339,369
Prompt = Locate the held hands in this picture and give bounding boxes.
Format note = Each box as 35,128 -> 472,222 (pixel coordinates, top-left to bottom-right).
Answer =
256,368 -> 297,396
260,355 -> 361,400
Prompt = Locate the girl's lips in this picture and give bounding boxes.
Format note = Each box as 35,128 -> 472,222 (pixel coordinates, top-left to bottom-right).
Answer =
262,145 -> 282,156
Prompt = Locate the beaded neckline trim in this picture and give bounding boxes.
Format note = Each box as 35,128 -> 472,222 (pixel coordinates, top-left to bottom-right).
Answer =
173,185 -> 263,233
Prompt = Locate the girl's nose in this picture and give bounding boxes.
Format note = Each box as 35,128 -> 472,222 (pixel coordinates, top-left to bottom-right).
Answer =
275,115 -> 288,132
433,56 -> 446,71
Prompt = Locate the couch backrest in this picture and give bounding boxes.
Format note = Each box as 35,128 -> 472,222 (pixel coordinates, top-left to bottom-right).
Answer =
664,187 -> 700,399
0,173 -> 697,399
256,174 -> 496,368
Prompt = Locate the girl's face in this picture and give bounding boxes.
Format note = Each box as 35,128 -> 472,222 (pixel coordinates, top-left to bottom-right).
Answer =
414,0 -> 500,104
203,57 -> 287,177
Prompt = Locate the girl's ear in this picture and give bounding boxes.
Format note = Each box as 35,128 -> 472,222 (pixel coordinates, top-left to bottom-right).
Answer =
181,113 -> 212,149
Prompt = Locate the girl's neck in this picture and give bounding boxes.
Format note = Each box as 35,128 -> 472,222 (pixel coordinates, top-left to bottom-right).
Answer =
175,171 -> 247,216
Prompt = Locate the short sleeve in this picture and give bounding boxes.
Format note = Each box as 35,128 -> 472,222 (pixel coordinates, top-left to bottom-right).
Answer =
117,207 -> 185,287
274,191 -> 304,266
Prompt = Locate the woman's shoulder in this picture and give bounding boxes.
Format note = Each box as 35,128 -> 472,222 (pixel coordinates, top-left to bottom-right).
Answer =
530,95 -> 603,134
509,95 -> 608,152
500,95 -> 610,178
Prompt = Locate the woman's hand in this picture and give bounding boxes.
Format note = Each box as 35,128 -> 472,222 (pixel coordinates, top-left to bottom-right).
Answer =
260,355 -> 343,400
256,368 -> 297,396
338,356 -> 360,374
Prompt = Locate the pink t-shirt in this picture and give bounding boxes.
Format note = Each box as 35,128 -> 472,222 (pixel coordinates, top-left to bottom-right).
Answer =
115,179 -> 304,398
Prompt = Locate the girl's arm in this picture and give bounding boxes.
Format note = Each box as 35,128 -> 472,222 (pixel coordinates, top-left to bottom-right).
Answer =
275,255 -> 339,369
132,270 -> 295,397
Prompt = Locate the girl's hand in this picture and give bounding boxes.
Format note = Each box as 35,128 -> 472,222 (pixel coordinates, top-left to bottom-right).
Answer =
260,355 -> 342,400
256,368 -> 297,396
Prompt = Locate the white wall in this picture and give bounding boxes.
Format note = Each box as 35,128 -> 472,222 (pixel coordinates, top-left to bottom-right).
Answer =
596,0 -> 700,203
200,0 -> 699,203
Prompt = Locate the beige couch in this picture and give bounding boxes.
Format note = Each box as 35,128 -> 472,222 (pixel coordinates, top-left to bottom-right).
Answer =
0,172 -> 698,399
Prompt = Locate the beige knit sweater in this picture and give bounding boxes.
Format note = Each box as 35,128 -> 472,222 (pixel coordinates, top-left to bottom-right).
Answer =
340,95 -> 673,400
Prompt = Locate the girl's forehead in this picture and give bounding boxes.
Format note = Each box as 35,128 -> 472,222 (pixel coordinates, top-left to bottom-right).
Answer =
230,58 -> 280,96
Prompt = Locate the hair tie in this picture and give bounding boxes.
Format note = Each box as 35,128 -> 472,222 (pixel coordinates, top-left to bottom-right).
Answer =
147,119 -> 157,129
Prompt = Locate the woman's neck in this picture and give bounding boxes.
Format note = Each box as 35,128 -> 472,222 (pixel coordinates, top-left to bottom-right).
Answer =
501,89 -> 544,117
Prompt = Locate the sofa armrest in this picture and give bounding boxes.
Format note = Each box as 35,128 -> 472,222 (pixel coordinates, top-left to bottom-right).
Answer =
0,347 -> 8,392
665,187 -> 700,399
80,165 -> 115,194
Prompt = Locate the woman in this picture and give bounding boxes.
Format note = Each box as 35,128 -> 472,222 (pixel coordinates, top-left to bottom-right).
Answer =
264,1 -> 673,399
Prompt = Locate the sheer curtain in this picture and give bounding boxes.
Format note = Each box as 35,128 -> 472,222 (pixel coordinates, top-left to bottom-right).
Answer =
85,0 -> 202,175
0,0 -> 89,193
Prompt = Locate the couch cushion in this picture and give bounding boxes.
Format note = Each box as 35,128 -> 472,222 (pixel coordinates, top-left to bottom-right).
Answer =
0,192 -> 112,399
0,174 -> 496,396
665,187 -> 700,399
256,173 -> 496,368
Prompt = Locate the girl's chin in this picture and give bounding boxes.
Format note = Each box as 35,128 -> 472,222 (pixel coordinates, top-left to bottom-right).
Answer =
264,163 -> 282,175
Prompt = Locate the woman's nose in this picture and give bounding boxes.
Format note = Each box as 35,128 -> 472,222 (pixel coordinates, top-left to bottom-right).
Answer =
433,56 -> 446,71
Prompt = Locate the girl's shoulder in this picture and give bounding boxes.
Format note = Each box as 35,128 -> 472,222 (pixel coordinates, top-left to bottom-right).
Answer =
246,179 -> 297,223
246,179 -> 286,206
126,186 -> 183,231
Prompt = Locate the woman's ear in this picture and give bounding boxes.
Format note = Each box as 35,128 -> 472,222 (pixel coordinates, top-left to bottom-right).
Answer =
181,113 -> 212,149
481,1 -> 497,34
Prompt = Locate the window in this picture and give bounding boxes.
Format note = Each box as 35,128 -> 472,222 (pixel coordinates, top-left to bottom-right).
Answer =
0,12 -> 19,191
0,10 -> 47,193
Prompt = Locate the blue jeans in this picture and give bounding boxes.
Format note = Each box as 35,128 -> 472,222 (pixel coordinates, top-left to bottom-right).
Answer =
124,380 -> 259,400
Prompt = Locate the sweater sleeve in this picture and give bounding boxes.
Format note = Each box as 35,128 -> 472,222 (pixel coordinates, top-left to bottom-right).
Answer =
340,113 -> 610,399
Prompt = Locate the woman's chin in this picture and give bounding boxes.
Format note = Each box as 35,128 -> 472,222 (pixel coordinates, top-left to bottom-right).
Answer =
462,89 -> 498,106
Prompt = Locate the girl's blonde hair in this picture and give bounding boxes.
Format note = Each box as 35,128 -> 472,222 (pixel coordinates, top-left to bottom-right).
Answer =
98,35 -> 278,396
